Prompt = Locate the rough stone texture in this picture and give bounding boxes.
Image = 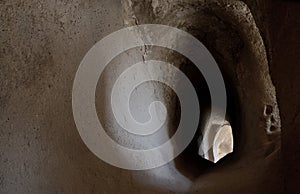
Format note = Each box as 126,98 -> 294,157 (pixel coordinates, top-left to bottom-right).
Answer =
0,1 -> 132,193
122,0 -> 281,192
1,0 -> 298,193
260,1 -> 300,193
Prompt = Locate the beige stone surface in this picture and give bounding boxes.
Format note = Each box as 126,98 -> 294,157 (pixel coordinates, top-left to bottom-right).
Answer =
1,0 -> 294,193
121,1 -> 282,192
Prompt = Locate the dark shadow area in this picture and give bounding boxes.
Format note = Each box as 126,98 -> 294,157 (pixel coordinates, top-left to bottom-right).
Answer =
171,59 -> 213,180
171,47 -> 242,181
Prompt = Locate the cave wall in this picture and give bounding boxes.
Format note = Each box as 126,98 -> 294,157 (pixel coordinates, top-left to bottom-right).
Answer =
261,1 -> 300,193
0,0 -> 299,193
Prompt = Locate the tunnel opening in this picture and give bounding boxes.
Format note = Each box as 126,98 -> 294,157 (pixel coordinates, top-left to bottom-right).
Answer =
172,51 -> 241,181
